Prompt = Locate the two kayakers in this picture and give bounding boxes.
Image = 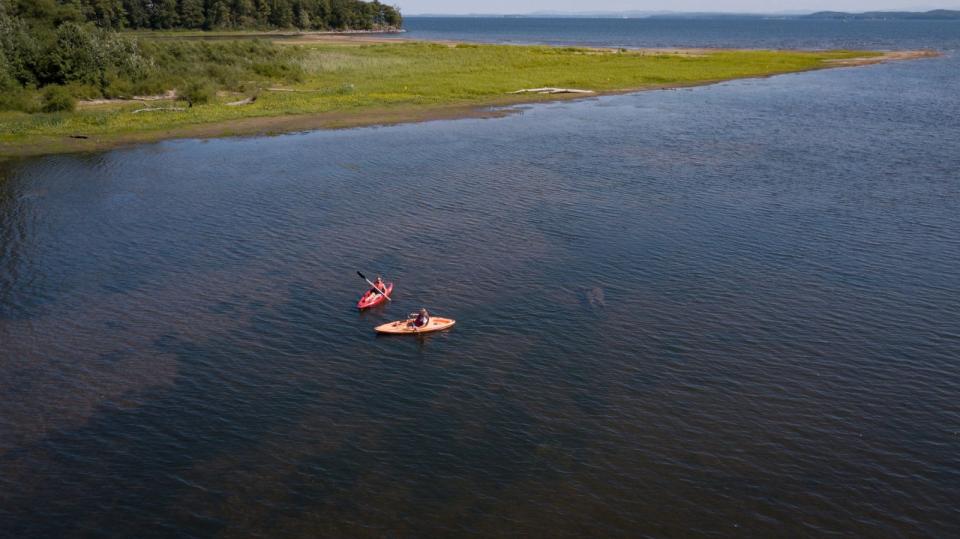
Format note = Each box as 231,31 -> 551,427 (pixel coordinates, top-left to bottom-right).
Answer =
358,271 -> 452,334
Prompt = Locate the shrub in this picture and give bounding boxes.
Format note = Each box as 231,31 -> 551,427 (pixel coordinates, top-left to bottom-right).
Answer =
42,85 -> 75,112
251,62 -> 304,82
102,33 -> 153,81
65,82 -> 102,100
0,86 -> 38,112
103,72 -> 135,98
180,79 -> 214,107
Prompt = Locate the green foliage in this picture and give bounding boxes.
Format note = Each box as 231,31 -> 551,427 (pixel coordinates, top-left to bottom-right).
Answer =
83,0 -> 126,29
0,2 -> 40,86
140,38 -> 306,90
252,61 -> 304,82
179,0 -> 205,29
0,86 -> 37,112
180,79 -> 213,107
154,0 -> 179,29
69,0 -> 402,30
0,0 -> 402,110
41,84 -> 75,112
102,32 -> 153,80
122,0 -> 149,28
43,22 -> 105,86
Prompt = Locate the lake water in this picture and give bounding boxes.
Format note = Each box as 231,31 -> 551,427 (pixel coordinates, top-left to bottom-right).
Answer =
2,18 -> 959,537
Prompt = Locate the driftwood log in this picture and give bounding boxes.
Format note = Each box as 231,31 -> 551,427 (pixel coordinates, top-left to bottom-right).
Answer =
226,96 -> 256,106
265,88 -> 327,93
509,87 -> 595,95
132,107 -> 186,114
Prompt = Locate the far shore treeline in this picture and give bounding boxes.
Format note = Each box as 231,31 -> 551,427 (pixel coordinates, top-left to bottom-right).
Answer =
9,0 -> 401,30
0,0 -> 401,112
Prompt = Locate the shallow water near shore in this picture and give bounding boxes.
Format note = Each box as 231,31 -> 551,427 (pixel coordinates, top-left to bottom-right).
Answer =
2,19 -> 960,537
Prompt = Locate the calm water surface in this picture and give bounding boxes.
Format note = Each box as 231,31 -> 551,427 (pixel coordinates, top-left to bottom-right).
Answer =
2,19 -> 959,537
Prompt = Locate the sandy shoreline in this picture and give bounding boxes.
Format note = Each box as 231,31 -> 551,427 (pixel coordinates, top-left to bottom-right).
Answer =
0,43 -> 939,160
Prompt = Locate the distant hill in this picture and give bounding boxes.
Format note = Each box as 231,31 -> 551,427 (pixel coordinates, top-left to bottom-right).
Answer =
802,10 -> 960,20
646,13 -> 773,20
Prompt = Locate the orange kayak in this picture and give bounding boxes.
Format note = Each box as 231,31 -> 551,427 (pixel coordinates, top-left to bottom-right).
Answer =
375,317 -> 456,335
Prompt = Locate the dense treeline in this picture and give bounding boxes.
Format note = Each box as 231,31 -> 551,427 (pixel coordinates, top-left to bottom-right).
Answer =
116,0 -> 400,30
0,0 -> 399,112
4,0 -> 401,31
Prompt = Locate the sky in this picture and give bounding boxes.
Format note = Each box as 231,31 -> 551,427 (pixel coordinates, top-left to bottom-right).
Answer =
397,1 -> 960,14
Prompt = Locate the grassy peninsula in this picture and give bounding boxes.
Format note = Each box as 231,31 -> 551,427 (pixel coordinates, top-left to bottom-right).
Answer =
0,36 -> 909,158
1,1 -> 930,158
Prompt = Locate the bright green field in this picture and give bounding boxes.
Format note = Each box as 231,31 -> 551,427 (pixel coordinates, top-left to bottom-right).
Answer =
0,41 -> 879,157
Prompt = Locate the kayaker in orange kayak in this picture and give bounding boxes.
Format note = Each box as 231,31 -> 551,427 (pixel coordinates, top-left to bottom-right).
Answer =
375,311 -> 455,334
412,308 -> 430,328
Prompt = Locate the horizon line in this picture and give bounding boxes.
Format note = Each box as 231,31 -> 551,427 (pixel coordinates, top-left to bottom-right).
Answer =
402,8 -> 958,17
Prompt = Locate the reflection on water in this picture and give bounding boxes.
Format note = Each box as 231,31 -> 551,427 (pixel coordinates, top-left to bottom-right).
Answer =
2,21 -> 960,538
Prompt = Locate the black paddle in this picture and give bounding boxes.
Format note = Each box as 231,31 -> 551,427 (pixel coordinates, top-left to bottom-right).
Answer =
357,271 -> 391,301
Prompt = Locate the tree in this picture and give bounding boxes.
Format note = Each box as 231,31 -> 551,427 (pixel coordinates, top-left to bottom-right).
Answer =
328,0 -> 347,28
122,0 -> 149,28
82,0 -> 125,29
255,0 -> 271,26
207,0 -> 233,28
0,0 -> 39,85
309,0 -> 330,28
293,0 -> 310,29
153,0 -> 179,29
233,0 -> 256,27
42,22 -> 104,86
178,0 -> 204,29
269,0 -> 293,28
383,3 -> 401,27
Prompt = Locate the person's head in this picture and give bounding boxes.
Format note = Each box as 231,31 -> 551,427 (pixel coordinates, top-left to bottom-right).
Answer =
420,308 -> 428,315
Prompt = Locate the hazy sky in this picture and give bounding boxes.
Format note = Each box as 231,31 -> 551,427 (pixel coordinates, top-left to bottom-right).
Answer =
398,1 -> 960,14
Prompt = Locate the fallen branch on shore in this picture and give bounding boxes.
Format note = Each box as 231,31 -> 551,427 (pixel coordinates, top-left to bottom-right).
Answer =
132,107 -> 186,114
266,87 -> 325,93
226,96 -> 256,106
509,87 -> 595,95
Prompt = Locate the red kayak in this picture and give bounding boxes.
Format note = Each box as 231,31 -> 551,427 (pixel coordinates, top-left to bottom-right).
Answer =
357,282 -> 393,310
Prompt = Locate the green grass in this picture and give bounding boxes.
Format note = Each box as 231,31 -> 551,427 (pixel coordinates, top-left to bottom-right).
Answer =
0,41 -> 880,156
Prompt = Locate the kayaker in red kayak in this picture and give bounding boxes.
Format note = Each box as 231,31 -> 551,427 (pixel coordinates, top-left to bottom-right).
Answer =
371,275 -> 387,295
